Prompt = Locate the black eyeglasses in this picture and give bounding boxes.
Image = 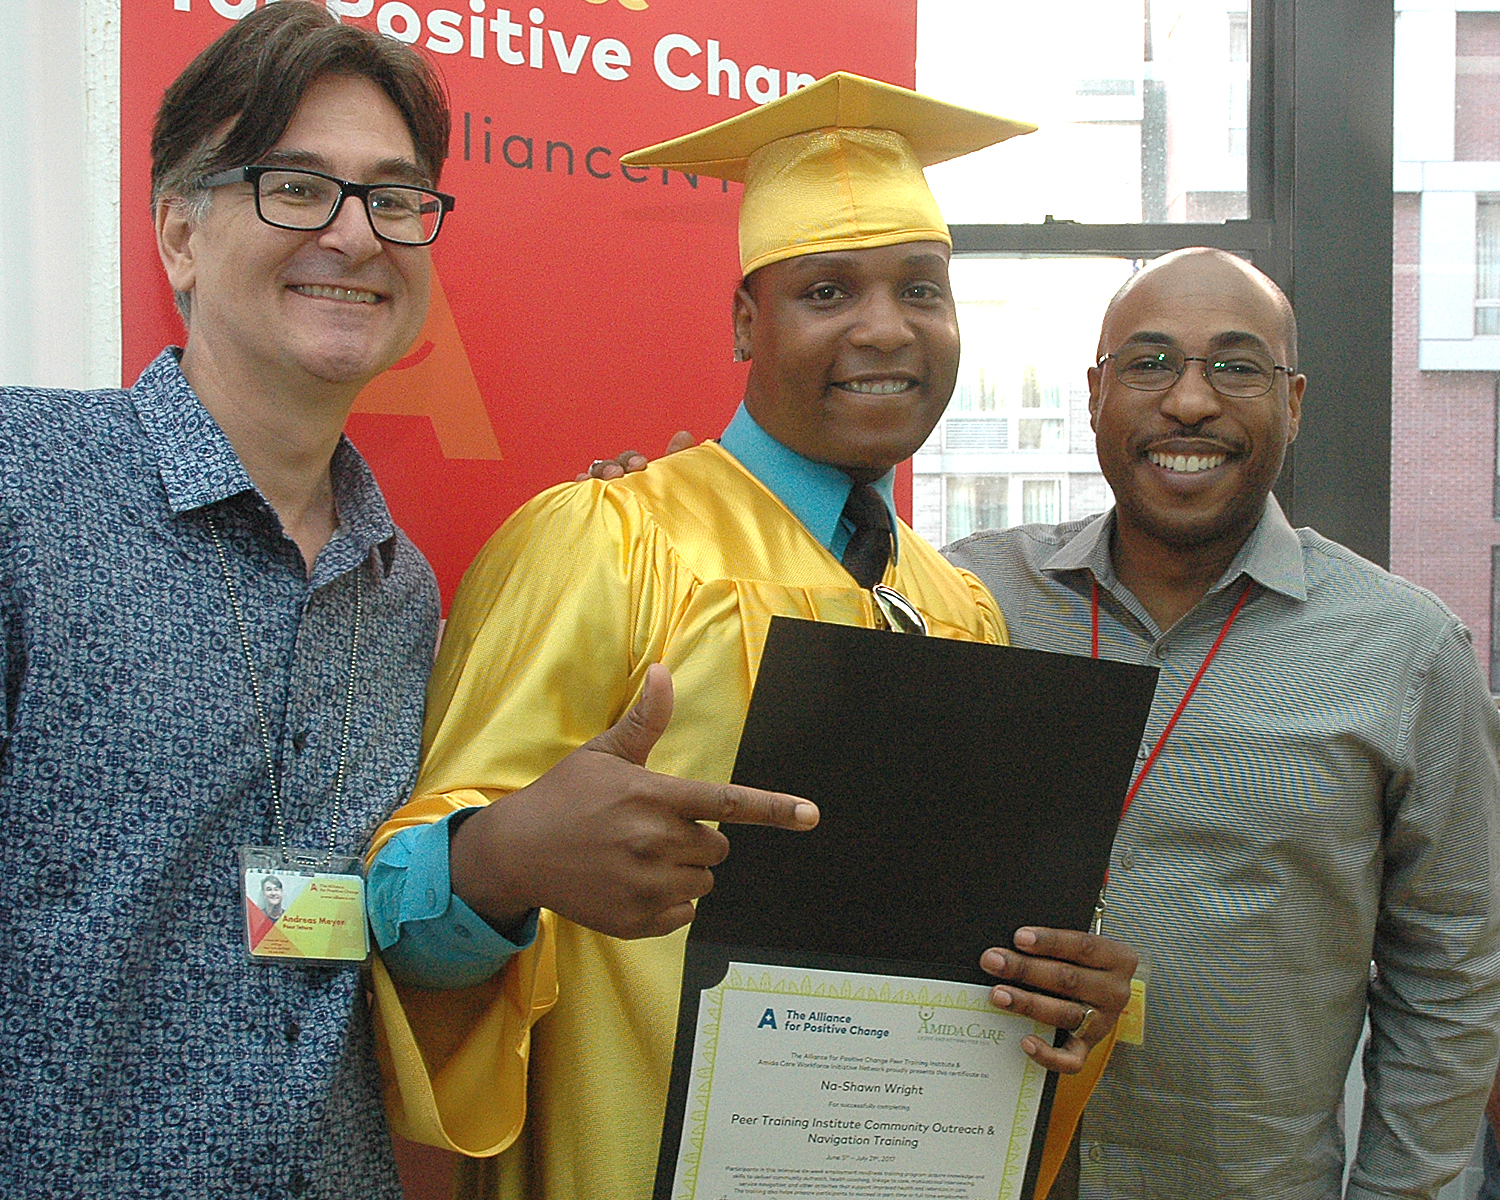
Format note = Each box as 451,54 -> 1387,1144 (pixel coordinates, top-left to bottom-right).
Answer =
197,165 -> 456,246
1097,342 -> 1294,399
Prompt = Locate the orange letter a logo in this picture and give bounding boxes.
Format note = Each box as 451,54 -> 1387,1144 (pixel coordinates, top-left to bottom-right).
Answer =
352,267 -> 503,461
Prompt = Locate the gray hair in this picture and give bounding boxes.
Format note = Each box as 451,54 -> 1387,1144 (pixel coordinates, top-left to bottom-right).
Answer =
155,145 -> 218,324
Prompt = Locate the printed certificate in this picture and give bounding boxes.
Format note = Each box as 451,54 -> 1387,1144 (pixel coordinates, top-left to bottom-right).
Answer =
653,619 -> 1160,1200
670,962 -> 1050,1200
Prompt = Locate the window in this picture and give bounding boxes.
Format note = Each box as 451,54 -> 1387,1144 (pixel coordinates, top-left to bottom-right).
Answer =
942,417 -> 1009,451
916,0 -> 1249,225
946,476 -> 1009,543
1017,419 -> 1066,451
1228,11 -> 1250,62
1022,479 -> 1063,524
1070,473 -> 1112,521
918,0 -> 1393,579
1228,77 -> 1249,157
1477,196 -> 1500,336
910,256 -> 1126,548
1019,365 -> 1061,409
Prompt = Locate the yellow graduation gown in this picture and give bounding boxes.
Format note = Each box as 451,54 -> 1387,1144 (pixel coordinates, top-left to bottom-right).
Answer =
368,441 -> 1102,1200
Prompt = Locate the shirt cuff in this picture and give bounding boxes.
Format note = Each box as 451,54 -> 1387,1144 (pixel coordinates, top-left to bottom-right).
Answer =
367,809 -> 538,990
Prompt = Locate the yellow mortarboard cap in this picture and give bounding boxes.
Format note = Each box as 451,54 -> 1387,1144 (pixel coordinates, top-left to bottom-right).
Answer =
621,72 -> 1035,276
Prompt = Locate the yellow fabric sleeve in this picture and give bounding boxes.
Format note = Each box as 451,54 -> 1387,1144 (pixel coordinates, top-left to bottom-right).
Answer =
368,478 -> 669,1156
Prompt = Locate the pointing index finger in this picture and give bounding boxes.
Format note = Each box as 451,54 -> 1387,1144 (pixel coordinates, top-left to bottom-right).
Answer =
668,779 -> 819,830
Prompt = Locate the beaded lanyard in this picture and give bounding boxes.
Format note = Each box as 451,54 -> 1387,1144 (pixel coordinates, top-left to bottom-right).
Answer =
206,513 -> 362,868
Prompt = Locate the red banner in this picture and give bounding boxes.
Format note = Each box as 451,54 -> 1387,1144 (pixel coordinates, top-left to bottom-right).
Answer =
122,0 -> 917,605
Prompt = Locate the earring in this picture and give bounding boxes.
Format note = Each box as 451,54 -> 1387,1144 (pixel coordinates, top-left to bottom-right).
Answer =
733,347 -> 748,363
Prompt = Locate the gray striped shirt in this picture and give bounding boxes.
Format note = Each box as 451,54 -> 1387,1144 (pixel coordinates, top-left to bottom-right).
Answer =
945,498 -> 1500,1200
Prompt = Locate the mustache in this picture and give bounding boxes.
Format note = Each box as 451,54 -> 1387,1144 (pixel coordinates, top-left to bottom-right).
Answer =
1133,422 -> 1246,456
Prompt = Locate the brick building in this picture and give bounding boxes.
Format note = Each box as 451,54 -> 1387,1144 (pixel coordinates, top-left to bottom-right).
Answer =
1393,3 -> 1500,691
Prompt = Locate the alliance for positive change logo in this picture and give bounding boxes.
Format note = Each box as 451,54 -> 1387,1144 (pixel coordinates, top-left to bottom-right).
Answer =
755,1006 -> 891,1040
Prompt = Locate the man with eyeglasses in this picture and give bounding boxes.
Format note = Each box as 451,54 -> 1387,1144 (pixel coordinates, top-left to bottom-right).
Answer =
0,5 -> 449,1196
945,247 -> 1500,1199
1,7 -> 839,1195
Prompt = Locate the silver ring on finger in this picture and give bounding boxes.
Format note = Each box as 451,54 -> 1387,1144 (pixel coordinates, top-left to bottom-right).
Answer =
1070,1005 -> 1098,1042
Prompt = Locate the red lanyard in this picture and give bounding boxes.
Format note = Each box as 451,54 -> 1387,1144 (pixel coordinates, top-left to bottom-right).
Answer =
1093,576 -> 1254,821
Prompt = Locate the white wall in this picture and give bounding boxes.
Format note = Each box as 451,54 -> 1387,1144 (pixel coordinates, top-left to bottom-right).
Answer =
0,0 -> 120,390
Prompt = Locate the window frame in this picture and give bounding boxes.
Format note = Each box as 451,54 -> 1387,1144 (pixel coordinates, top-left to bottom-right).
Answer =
947,0 -> 1394,566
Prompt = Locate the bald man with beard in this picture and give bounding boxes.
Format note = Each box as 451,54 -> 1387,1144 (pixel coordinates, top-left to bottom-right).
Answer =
946,248 -> 1500,1200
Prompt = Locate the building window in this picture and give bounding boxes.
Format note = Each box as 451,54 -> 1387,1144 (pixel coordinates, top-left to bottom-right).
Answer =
947,475 -> 1009,543
942,416 -> 1009,452
952,365 -> 1003,412
1228,79 -> 1248,157
1075,78 -> 1136,96
1227,12 -> 1250,155
1228,12 -> 1250,63
1477,197 -> 1500,336
1017,418 -> 1066,450
1070,473 -> 1111,522
1021,479 -> 1062,524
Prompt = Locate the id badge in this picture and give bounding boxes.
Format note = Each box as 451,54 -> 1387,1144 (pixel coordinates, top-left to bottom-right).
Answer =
1117,949 -> 1151,1046
239,846 -> 370,965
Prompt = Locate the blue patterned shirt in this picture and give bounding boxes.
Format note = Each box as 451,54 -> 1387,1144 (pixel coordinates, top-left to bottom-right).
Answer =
945,500 -> 1500,1200
0,350 -> 439,1199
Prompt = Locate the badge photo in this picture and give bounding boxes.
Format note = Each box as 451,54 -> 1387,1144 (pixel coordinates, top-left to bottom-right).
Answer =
239,846 -> 370,966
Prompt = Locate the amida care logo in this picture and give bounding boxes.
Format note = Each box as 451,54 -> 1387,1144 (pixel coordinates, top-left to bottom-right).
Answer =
915,1006 -> 1010,1046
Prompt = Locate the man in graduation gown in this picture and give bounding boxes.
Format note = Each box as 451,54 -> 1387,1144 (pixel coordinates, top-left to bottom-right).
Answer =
363,74 -> 1136,1200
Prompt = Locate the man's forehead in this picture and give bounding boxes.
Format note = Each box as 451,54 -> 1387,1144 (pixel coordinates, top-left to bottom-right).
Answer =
783,243 -> 950,272
754,243 -> 952,296
1102,268 -> 1287,352
263,75 -> 427,182
258,145 -> 429,186
1117,327 -> 1275,352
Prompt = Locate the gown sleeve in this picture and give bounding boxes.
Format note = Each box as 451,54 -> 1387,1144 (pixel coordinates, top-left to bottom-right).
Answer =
367,478 -> 677,1155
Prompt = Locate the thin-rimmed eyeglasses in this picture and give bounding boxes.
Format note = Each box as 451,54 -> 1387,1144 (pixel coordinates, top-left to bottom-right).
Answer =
1097,342 -> 1293,399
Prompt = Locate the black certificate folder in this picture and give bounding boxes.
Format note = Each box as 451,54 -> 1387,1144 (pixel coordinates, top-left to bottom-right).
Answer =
654,617 -> 1158,1200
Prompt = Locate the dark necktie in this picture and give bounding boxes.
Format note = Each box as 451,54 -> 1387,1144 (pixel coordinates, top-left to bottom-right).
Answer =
841,483 -> 892,588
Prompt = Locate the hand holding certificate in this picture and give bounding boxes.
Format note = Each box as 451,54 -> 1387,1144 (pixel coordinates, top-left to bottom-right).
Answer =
982,927 -> 1139,1073
656,618 -> 1159,1200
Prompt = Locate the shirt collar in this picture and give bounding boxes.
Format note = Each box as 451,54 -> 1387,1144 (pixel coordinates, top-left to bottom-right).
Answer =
1228,495 -> 1307,600
328,437 -> 400,577
132,349 -> 255,514
719,402 -> 899,557
130,348 -> 399,574
1042,494 -> 1307,603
